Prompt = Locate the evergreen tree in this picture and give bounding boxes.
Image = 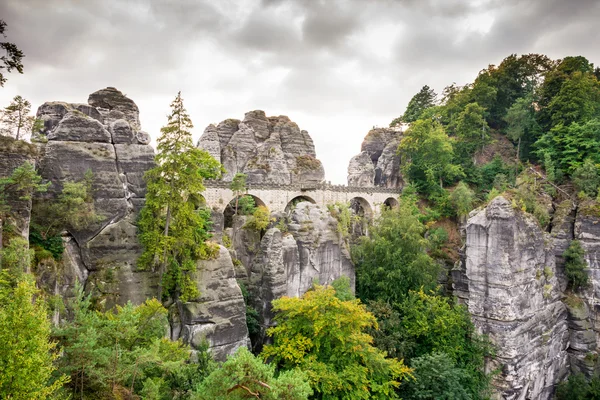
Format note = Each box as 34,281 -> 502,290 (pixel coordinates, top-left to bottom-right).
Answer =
229,173 -> 247,216
395,85 -> 437,124
138,92 -> 223,301
0,20 -> 24,87
0,95 -> 38,141
564,240 -> 589,291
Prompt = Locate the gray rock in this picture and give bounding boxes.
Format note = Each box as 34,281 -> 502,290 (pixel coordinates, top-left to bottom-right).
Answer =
114,144 -> 155,198
110,119 -> 134,144
196,125 -> 221,163
172,246 -> 250,361
88,87 -> 141,130
243,110 -> 270,141
347,152 -> 375,187
463,197 -> 569,399
35,102 -> 71,134
136,131 -> 151,145
360,127 -> 398,164
375,138 -> 402,188
48,112 -> 111,143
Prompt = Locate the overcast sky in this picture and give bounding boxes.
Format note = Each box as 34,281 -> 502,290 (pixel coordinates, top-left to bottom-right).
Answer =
1,0 -> 599,183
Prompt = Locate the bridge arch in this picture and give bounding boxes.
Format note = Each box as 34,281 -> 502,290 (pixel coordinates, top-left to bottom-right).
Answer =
223,194 -> 268,228
383,197 -> 399,210
285,195 -> 316,213
349,196 -> 373,219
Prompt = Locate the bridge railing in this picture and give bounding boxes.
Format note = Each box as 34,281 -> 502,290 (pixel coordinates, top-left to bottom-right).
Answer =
203,179 -> 401,194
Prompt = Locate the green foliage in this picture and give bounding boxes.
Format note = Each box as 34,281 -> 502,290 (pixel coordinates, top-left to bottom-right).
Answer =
195,347 -> 312,400
555,372 -> 600,400
237,194 -> 257,216
238,280 -> 261,338
243,205 -> 271,231
393,85 -> 437,124
55,285 -> 205,399
0,236 -> 32,274
353,196 -> 440,304
331,275 -> 354,301
401,352 -> 472,400
449,181 -> 475,218
0,20 -> 24,87
327,201 -> 356,239
138,92 -> 222,301
262,285 -> 412,399
564,240 -> 589,291
454,102 -> 490,160
0,270 -> 67,399
505,94 -> 540,161
398,118 -> 463,192
573,158 -> 600,198
0,95 -> 36,140
0,162 -> 49,227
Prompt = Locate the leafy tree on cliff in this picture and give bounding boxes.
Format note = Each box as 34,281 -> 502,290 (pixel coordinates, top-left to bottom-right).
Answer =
195,347 -> 312,400
138,91 -> 223,301
505,94 -> 540,164
0,95 -> 41,140
230,173 -> 248,216
454,102 -> 490,162
0,20 -> 24,87
564,240 -> 589,291
262,285 -> 412,399
352,195 -> 439,305
398,118 -> 462,191
392,85 -> 437,125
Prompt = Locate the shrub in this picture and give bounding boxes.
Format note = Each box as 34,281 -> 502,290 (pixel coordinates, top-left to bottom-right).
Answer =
564,240 -> 589,291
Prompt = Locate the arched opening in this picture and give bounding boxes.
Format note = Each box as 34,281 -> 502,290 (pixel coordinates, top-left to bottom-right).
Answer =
349,197 -> 373,237
223,194 -> 267,229
383,197 -> 399,210
285,195 -> 316,213
190,193 -> 207,209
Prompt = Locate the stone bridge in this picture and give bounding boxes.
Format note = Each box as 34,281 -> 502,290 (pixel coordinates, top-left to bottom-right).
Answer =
202,180 -> 401,217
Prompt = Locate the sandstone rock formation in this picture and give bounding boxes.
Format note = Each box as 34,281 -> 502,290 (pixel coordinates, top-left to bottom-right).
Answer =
459,197 -> 571,399
347,127 -> 403,188
226,202 -> 355,349
197,111 -> 325,185
170,246 -> 250,361
36,88 -> 156,308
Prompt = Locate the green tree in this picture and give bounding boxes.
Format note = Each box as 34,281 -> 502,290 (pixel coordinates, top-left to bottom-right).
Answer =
243,205 -> 271,232
0,270 -> 67,399
398,118 -> 462,191
230,173 -> 248,216
195,347 -> 312,400
454,102 -> 490,162
393,85 -> 437,125
0,162 -> 49,229
505,95 -> 539,164
0,20 -> 24,87
55,286 -> 202,399
401,352 -> 472,400
0,95 -> 37,140
353,196 -> 440,305
449,181 -> 475,219
564,240 -> 589,291
573,158 -> 600,198
138,92 -> 223,300
262,285 -> 412,399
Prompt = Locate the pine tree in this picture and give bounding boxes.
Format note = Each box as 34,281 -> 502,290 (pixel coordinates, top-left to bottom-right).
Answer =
138,92 -> 223,301
0,95 -> 38,140
397,85 -> 437,124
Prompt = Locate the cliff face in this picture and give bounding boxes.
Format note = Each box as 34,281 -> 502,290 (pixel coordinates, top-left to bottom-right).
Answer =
36,87 -> 157,307
461,197 -> 569,399
197,110 -> 325,185
347,127 -> 403,188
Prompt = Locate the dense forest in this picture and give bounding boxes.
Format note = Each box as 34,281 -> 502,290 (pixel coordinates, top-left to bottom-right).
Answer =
2,14 -> 600,398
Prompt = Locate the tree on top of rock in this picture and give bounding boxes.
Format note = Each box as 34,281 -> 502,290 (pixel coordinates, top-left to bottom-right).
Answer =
0,95 -> 41,141
391,85 -> 437,126
0,20 -> 24,87
138,91 -> 223,302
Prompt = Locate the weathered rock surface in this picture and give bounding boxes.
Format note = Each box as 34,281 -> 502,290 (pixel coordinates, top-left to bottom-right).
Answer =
170,246 -> 250,361
197,110 -> 324,185
347,127 -> 403,188
461,197 -> 569,399
35,88 -> 155,307
0,138 -> 38,240
234,202 -> 355,349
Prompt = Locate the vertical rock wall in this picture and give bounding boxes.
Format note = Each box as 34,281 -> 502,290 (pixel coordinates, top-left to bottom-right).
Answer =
462,197 -> 569,399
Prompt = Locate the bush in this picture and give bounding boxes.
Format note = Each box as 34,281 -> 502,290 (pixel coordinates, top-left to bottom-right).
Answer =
243,205 -> 271,231
564,240 -> 589,291
573,158 -> 600,198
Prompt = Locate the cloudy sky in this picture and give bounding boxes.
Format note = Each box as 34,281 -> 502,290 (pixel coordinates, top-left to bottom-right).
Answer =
1,0 -> 599,183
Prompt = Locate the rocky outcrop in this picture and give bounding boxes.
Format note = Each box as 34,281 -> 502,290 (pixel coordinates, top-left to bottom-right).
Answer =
461,197 -> 570,399
36,88 -> 156,307
170,246 -> 250,361
235,202 -> 355,349
0,137 -> 38,240
197,111 -> 325,185
347,127 -> 403,188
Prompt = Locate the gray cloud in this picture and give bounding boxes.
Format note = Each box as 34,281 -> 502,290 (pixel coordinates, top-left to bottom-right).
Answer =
0,0 -> 599,183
